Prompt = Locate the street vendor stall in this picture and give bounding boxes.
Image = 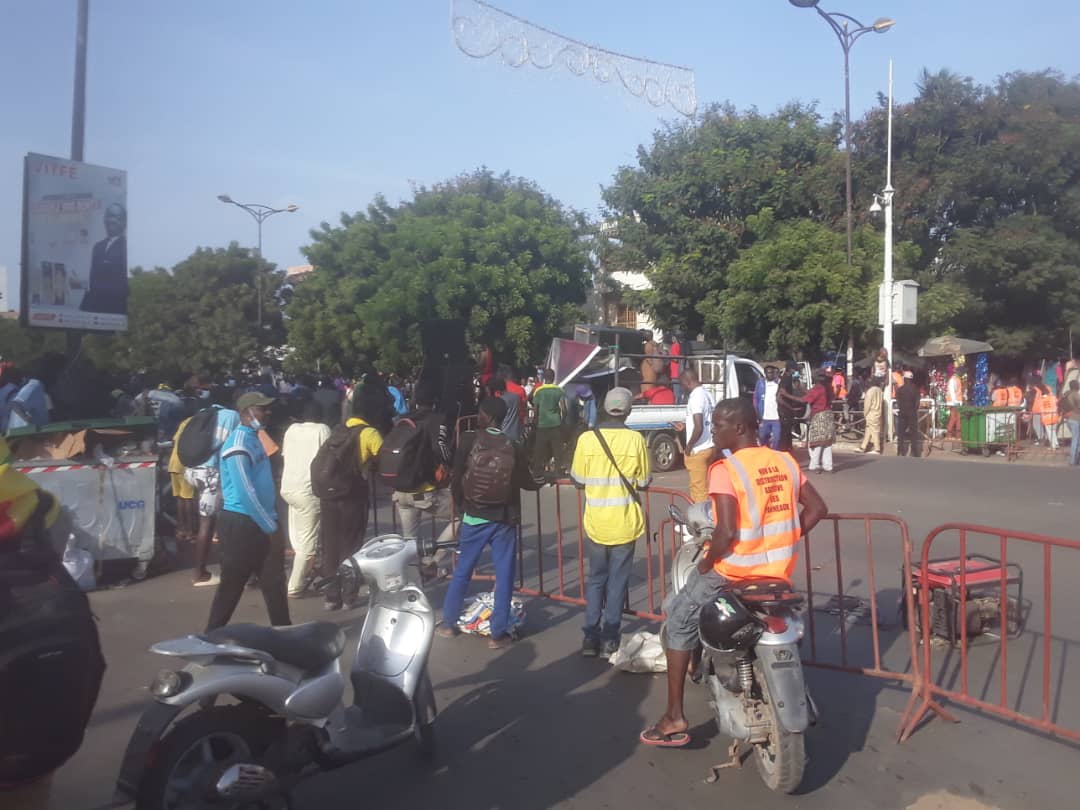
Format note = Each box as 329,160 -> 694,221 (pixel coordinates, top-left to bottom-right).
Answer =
6,417 -> 159,577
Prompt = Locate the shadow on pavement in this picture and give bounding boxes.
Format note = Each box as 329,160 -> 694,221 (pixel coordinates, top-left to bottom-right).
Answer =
296,625 -> 653,809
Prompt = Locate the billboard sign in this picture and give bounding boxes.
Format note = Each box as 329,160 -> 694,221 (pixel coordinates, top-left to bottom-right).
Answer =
21,153 -> 128,331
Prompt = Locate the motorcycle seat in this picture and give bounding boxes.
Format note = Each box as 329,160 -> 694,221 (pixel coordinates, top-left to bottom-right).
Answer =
203,622 -> 346,671
732,577 -> 804,608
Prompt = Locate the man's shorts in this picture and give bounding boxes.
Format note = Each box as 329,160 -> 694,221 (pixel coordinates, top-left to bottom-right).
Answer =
184,466 -> 222,518
170,471 -> 195,500
662,567 -> 730,651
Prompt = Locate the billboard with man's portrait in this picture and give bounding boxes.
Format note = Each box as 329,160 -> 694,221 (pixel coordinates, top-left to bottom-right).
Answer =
21,153 -> 128,331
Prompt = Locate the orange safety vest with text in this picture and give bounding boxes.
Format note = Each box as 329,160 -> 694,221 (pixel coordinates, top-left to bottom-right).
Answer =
707,447 -> 803,584
1007,386 -> 1023,407
991,388 -> 1008,407
1034,390 -> 1060,426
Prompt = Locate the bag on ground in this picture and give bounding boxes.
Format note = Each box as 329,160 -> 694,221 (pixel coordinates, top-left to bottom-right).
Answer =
608,630 -> 667,672
176,407 -> 219,467
457,591 -> 526,637
461,430 -> 515,506
377,417 -> 433,491
310,424 -> 366,499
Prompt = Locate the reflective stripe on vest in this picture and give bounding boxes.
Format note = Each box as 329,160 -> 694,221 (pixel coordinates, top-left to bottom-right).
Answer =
711,447 -> 801,582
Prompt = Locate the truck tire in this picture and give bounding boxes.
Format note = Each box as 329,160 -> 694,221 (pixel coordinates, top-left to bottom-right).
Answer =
650,432 -> 681,473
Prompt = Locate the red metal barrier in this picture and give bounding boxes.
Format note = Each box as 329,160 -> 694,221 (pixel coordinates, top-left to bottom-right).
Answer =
897,523 -> 1080,744
797,514 -> 922,699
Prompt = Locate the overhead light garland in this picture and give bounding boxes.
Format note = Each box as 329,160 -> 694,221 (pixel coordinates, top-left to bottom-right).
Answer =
451,0 -> 697,117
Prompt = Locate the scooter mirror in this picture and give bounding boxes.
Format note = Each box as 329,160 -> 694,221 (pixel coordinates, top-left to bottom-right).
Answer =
668,504 -> 687,524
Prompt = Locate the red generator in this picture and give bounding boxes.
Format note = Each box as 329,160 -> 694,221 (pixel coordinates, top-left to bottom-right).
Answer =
903,555 -> 1024,645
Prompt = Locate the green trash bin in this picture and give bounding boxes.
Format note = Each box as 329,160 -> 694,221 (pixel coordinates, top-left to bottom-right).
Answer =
959,406 -> 987,454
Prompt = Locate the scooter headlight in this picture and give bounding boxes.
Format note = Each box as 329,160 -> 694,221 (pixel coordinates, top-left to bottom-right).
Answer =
150,668 -> 190,698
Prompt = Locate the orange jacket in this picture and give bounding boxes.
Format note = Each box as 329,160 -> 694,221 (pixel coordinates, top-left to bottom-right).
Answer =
1033,390 -> 1060,425
707,447 -> 803,584
1007,386 -> 1024,407
991,388 -> 1008,407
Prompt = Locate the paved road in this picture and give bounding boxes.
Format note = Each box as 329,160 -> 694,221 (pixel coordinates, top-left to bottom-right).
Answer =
52,451 -> 1079,810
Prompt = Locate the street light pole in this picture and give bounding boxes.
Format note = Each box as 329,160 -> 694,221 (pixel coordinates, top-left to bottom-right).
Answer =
871,60 -> 896,441
789,1 -> 894,377
217,195 -> 298,334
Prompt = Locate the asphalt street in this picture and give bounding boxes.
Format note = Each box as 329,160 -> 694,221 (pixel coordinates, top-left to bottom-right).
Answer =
51,450 -> 1079,810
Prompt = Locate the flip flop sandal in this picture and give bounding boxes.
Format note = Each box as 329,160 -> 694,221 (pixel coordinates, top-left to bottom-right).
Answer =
640,727 -> 691,748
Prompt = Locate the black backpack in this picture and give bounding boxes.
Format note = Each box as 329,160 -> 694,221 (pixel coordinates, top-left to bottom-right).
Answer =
377,417 -> 434,491
310,424 -> 368,499
461,430 -> 516,507
176,407 -> 219,467
0,494 -> 105,788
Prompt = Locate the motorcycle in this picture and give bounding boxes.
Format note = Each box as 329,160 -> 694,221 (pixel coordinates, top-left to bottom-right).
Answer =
669,502 -> 816,794
114,532 -> 455,809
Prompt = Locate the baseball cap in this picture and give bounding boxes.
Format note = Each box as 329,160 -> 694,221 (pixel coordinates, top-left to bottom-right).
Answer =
903,370 -> 914,379
236,391 -> 275,410
604,387 -> 633,416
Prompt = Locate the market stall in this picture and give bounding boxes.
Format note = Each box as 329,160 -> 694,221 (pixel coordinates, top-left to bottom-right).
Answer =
7,417 -> 159,577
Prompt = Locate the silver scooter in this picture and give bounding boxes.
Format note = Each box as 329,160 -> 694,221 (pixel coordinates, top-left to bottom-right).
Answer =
669,503 -> 816,794
115,532 -> 454,809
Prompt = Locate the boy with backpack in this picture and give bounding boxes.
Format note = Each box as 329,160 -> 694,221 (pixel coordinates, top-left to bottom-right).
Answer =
315,392 -> 384,610
179,389 -> 241,586
378,380 -> 458,547
437,396 -> 544,648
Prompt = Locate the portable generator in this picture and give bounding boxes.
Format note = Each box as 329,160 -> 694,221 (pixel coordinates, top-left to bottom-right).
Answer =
902,555 -> 1024,645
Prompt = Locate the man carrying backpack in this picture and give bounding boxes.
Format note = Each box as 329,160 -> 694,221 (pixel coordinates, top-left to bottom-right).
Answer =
437,397 -> 544,648
315,391 -> 384,610
379,380 -> 458,547
0,437 -> 105,807
570,387 -> 651,657
205,392 -> 291,630
180,389 -> 241,586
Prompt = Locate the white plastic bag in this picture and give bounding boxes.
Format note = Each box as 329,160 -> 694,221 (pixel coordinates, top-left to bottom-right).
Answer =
609,630 -> 667,672
62,534 -> 96,592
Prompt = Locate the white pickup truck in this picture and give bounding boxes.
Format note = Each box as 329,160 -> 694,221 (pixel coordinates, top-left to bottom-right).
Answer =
623,354 -> 765,471
547,333 -> 765,472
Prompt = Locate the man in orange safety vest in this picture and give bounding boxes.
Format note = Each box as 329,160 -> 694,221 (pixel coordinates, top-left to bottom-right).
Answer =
640,398 -> 828,747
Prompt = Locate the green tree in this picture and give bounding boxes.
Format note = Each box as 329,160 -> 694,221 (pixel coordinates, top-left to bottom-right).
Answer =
287,169 -> 591,373
601,102 -> 844,337
84,244 -> 284,380
701,210 -> 917,357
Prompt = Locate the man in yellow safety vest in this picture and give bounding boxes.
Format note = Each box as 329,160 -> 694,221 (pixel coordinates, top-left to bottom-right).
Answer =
640,398 -> 828,747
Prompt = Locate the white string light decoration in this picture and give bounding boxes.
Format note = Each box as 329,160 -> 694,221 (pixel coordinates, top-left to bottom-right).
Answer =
450,0 -> 697,117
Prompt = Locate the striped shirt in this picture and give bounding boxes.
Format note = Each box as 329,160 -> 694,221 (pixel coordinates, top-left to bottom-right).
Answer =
570,425 -> 651,545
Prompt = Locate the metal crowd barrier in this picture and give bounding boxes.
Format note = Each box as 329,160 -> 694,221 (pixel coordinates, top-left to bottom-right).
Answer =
897,523 -> 1080,745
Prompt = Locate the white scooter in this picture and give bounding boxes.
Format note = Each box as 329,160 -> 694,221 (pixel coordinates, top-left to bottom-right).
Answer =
114,532 -> 454,809
670,503 -> 816,794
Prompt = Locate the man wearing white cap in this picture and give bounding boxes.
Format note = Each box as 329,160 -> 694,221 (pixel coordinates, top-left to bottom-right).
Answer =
570,387 -> 651,657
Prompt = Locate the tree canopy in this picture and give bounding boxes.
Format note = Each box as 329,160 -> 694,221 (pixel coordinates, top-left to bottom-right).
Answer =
286,169 -> 591,374
603,70 -> 1080,360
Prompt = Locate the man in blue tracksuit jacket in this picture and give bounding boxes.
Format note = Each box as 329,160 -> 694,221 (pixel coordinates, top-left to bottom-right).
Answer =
205,392 -> 291,631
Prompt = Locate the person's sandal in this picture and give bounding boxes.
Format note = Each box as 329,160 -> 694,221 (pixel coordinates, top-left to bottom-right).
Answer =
436,624 -> 460,639
487,635 -> 512,650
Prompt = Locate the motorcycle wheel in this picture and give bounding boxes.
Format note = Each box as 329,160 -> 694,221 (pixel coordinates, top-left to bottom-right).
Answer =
752,666 -> 806,793
136,705 -> 284,810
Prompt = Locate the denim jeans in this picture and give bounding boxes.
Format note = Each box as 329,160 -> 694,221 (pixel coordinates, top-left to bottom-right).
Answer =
583,537 -> 636,643
759,419 -> 782,450
1070,419 -> 1080,465
441,521 -> 518,638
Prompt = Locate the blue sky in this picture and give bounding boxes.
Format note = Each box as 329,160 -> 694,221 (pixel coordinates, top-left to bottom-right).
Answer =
2,0 -> 1077,307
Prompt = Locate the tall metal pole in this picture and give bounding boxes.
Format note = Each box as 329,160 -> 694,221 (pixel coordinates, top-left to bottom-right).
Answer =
842,36 -> 853,266
68,0 -> 90,359
882,60 -> 895,442
71,0 -> 88,162
256,218 -> 264,331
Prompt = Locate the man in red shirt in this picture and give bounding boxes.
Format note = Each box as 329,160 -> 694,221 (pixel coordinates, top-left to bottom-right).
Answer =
502,367 -> 528,428
669,334 -> 684,403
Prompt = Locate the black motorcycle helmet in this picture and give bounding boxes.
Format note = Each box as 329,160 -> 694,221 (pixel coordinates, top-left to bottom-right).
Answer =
698,592 -> 764,652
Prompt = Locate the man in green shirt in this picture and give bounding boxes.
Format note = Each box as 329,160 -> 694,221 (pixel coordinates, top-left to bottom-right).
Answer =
530,368 -> 567,474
